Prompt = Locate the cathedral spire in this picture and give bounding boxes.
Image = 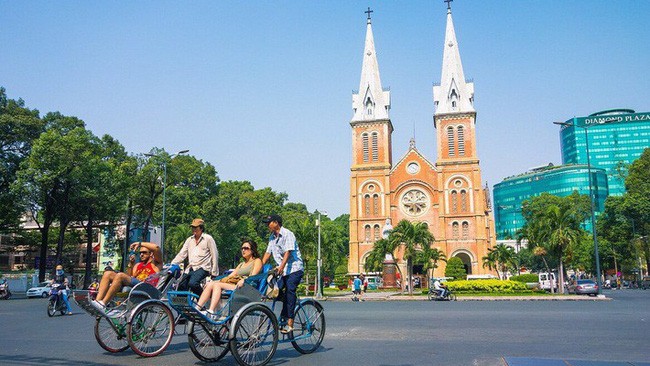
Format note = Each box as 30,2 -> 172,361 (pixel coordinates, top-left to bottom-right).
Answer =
352,8 -> 391,122
433,2 -> 475,115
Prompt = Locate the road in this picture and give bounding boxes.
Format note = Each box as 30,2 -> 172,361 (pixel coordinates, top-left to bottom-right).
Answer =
0,289 -> 648,365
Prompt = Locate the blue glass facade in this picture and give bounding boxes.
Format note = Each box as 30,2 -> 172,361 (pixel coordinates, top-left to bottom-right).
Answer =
559,110 -> 650,196
493,165 -> 608,240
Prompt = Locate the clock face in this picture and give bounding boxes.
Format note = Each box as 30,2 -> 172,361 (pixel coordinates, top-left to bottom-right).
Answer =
407,162 -> 420,175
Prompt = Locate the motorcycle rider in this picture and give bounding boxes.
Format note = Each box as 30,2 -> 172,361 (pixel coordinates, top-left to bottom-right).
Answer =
52,265 -> 73,315
0,276 -> 11,299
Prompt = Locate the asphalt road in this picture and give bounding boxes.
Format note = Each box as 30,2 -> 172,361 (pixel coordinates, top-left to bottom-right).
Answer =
0,289 -> 648,366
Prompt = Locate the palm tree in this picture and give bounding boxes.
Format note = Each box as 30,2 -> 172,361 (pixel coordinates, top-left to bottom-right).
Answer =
533,246 -> 554,294
364,238 -> 393,273
542,205 -> 582,294
389,220 -> 435,296
482,244 -> 515,279
417,246 -> 446,287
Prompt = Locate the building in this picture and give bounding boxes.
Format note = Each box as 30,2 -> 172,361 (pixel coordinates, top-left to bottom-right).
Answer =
559,109 -> 650,196
493,164 -> 608,240
348,4 -> 496,278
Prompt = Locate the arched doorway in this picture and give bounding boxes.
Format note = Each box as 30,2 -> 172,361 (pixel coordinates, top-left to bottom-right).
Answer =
453,252 -> 473,275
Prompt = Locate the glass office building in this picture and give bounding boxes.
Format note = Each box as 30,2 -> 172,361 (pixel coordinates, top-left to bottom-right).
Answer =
559,109 -> 650,196
493,164 -> 608,240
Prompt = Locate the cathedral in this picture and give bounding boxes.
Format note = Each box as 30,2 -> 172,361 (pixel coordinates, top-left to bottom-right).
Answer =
348,4 -> 496,279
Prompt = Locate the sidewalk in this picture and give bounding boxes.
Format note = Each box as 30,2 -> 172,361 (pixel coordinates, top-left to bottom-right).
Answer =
322,291 -> 610,301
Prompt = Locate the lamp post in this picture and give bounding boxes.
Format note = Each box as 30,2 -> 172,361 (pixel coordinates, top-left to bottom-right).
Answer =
316,210 -> 328,300
144,149 -> 189,261
554,121 -> 602,294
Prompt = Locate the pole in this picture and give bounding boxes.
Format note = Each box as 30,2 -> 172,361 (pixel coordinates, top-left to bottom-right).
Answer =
316,212 -> 322,299
583,125 -> 602,294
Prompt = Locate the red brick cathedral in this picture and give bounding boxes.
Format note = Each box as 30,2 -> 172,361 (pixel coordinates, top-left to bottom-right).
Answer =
348,5 -> 496,278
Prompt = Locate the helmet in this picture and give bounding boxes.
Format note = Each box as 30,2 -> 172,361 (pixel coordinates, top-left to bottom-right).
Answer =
56,265 -> 63,270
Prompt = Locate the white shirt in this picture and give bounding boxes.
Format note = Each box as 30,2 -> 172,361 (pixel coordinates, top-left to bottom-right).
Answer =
266,226 -> 303,276
434,280 -> 442,290
172,233 -> 219,277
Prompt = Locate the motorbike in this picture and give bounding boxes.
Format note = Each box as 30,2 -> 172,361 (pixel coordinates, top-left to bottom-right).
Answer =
427,286 -> 457,301
47,283 -> 69,316
0,281 -> 11,300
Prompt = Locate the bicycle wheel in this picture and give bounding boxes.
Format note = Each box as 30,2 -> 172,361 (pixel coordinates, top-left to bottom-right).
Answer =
127,302 -> 175,357
229,304 -> 278,366
47,300 -> 56,317
94,316 -> 129,353
188,321 -> 229,362
291,299 -> 325,354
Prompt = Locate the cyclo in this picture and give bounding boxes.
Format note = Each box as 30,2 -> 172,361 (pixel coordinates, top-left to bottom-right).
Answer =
167,266 -> 326,366
74,264 -> 183,357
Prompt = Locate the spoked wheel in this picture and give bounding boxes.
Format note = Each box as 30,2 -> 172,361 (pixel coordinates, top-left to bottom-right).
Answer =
47,300 -> 56,317
188,321 -> 230,362
448,293 -> 457,301
94,316 -> 129,353
127,302 -> 175,357
229,304 -> 278,366
290,299 -> 325,354
427,291 -> 433,301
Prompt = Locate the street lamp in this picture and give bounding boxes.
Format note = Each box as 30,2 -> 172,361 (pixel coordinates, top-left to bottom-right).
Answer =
316,210 -> 328,300
144,149 -> 189,260
553,121 -> 602,294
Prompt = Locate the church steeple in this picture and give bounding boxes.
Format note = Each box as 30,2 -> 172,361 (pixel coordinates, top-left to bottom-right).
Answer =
352,8 -> 391,122
433,3 -> 475,115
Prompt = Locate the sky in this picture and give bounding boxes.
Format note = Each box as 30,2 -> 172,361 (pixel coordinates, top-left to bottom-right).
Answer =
2,1 -> 649,218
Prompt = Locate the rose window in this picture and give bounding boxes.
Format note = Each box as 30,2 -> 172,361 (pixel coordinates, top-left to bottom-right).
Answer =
400,189 -> 428,216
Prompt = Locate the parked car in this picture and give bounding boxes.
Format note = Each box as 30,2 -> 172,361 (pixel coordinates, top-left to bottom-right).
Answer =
568,279 -> 598,296
538,272 -> 558,291
641,276 -> 650,290
26,282 -> 51,298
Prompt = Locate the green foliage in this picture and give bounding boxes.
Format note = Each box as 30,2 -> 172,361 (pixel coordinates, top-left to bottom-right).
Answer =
482,244 -> 515,279
446,279 -> 530,293
445,257 -> 467,280
509,273 -> 539,283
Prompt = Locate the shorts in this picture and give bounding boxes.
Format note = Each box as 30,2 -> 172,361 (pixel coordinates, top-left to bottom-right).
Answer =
130,277 -> 141,286
353,289 -> 361,295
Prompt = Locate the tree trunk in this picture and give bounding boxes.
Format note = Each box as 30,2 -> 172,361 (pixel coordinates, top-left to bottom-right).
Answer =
558,260 -> 565,294
84,217 -> 94,289
55,219 -> 69,269
123,202 -> 133,272
541,256 -> 554,294
38,225 -> 50,282
407,257 -> 413,296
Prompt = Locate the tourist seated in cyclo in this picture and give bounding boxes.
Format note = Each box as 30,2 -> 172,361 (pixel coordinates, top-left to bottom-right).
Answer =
194,238 -> 263,319
91,241 -> 162,312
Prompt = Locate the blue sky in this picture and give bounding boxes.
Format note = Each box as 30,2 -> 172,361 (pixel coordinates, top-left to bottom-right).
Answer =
2,1 -> 649,218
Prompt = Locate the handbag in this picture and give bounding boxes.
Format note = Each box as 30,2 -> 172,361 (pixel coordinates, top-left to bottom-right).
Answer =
221,275 -> 243,285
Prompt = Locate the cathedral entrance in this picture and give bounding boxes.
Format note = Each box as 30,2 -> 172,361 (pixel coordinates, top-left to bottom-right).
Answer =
454,252 -> 473,275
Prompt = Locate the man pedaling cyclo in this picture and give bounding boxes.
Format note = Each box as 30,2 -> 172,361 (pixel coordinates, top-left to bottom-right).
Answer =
91,241 -> 162,314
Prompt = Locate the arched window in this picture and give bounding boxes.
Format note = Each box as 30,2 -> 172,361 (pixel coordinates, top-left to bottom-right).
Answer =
447,126 -> 455,156
457,126 -> 465,156
460,190 -> 467,212
452,222 -> 459,239
364,195 -> 370,216
365,225 -> 371,242
451,190 -> 458,213
373,224 -> 380,242
362,133 -> 369,162
462,221 -> 469,239
371,132 -> 379,162
365,96 -> 373,116
373,194 -> 379,216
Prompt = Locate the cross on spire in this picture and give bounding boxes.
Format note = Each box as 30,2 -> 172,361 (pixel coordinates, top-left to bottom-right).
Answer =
365,7 -> 373,20
444,0 -> 453,10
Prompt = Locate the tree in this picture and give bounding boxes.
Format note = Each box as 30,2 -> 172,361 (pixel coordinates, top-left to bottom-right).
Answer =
388,220 -> 435,295
482,243 -> 515,279
520,192 -> 590,293
621,148 -> 650,272
0,87 -> 44,230
416,246 -> 446,275
445,257 -> 466,280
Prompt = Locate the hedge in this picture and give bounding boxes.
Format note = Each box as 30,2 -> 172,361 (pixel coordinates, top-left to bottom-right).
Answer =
509,274 -> 539,283
445,279 -> 530,293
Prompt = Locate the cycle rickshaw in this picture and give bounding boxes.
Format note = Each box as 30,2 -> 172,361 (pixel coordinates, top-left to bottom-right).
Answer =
167,267 -> 325,366
74,264 -> 183,357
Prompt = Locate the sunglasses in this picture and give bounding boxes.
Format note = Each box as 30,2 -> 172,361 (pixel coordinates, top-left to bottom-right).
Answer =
139,251 -> 150,255
241,247 -> 251,251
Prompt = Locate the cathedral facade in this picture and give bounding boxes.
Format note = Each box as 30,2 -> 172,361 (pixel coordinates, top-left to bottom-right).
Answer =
348,6 -> 496,278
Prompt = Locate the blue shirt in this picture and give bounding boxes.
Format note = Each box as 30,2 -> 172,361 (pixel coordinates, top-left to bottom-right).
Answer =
266,226 -> 304,276
353,278 -> 362,291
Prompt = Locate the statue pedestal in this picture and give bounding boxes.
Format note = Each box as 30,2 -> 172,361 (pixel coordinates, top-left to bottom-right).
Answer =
381,258 -> 398,288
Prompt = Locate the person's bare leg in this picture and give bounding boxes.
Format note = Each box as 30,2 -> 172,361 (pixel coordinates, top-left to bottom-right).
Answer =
96,271 -> 116,303
197,282 -> 215,308
209,283 -> 236,312
103,273 -> 131,304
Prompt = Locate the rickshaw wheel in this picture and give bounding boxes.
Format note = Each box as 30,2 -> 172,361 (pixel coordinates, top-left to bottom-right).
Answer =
291,299 -> 326,354
94,316 -> 129,353
127,301 -> 175,357
229,304 -> 278,366
188,321 -> 230,362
